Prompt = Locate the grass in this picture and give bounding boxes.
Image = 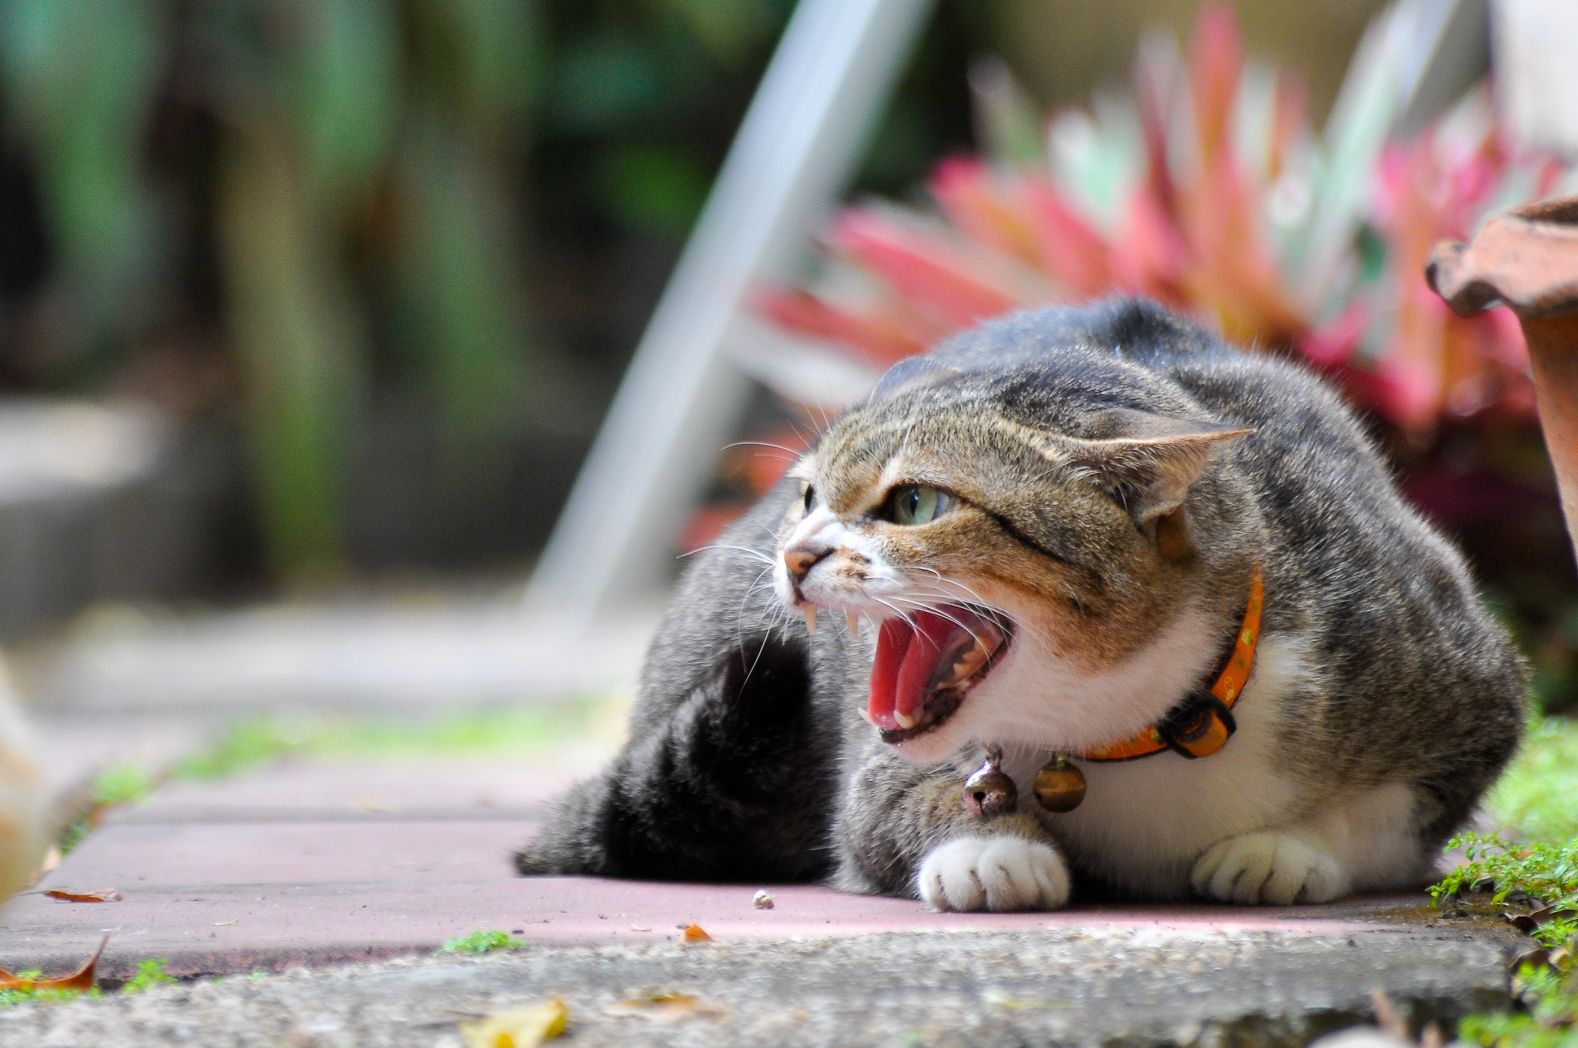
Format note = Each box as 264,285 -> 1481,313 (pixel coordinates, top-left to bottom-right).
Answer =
176,700 -> 620,781
437,930 -> 527,955
1433,714 -> 1578,1046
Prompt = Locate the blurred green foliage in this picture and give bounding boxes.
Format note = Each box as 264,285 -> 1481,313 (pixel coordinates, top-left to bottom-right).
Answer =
0,0 -> 550,573
0,0 -> 839,576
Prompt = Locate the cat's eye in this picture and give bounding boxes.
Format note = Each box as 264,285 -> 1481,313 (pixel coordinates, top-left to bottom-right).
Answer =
885,485 -> 953,526
803,484 -> 816,512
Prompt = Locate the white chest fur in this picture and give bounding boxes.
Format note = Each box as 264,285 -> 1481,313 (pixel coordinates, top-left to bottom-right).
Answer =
996,633 -> 1313,898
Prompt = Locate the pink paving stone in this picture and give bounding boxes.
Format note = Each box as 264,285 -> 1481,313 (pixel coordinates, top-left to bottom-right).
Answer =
0,758 -> 1452,982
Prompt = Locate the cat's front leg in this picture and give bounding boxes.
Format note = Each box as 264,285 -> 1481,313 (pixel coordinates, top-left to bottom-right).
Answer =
835,749 -> 1070,912
1189,782 -> 1433,905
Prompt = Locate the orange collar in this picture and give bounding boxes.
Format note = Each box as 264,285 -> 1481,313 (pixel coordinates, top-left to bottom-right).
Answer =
1079,564 -> 1264,762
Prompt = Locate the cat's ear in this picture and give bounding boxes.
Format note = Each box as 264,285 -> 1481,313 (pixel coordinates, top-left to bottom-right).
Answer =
1068,409 -> 1251,549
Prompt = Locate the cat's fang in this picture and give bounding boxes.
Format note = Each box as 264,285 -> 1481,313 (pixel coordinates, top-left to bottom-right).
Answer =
893,708 -> 919,730
847,611 -> 861,636
803,606 -> 817,635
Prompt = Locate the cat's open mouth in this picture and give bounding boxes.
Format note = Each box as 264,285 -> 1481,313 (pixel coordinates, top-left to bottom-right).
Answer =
869,605 -> 1011,744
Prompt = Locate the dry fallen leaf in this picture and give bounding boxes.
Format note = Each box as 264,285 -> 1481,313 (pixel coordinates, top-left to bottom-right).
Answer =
607,991 -> 725,1024
459,998 -> 568,1048
0,933 -> 109,991
677,923 -> 712,944
42,888 -> 122,904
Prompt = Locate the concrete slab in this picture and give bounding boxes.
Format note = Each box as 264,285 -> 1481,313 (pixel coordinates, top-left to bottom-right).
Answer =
0,924 -> 1524,1048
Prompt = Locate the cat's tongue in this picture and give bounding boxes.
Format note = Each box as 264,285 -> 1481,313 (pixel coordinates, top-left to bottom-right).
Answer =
869,608 -> 981,731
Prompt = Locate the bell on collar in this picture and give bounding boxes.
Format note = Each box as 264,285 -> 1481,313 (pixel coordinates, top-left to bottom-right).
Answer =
963,745 -> 1017,820
1033,755 -> 1086,813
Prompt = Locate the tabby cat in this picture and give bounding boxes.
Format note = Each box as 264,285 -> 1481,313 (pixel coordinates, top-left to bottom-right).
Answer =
517,299 -> 1526,911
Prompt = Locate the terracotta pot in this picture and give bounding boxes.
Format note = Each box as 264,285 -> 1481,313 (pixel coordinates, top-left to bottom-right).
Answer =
1428,197 -> 1578,566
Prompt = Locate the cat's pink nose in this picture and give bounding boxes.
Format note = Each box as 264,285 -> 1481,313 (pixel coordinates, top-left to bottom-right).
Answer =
783,546 -> 831,583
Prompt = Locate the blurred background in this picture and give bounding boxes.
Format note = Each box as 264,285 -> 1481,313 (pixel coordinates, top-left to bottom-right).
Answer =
0,0 -> 1574,712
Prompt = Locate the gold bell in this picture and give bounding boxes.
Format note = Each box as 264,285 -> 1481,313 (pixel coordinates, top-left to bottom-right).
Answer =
1033,755 -> 1086,813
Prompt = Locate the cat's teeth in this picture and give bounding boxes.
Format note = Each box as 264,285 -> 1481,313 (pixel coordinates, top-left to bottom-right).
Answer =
858,707 -> 876,726
803,606 -> 817,635
956,646 -> 986,676
893,708 -> 918,730
846,611 -> 861,636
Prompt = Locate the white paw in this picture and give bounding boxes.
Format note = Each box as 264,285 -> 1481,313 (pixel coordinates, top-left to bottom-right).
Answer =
1191,831 -> 1347,904
917,836 -> 1071,912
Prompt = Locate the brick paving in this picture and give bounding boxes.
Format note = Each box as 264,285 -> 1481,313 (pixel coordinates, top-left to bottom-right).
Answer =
0,751 -> 1509,985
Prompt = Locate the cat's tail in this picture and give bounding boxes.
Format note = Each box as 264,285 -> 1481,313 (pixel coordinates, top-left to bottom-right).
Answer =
514,631 -> 835,882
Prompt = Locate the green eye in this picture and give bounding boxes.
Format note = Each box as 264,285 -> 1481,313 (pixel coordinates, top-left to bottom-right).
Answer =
887,485 -> 952,525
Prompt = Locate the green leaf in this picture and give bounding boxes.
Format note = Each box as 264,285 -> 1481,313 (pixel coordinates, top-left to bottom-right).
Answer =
290,0 -> 400,208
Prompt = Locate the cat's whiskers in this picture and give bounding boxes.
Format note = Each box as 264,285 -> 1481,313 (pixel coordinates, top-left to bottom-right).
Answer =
908,565 -> 993,606
734,565 -> 776,638
894,579 -> 1053,651
738,627 -> 780,693
721,439 -> 803,458
870,597 -> 921,634
885,595 -> 989,656
680,543 -> 775,566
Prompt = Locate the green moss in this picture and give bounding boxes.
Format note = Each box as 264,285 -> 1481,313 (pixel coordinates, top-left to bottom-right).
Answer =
0,983 -> 101,1008
93,764 -> 157,807
57,764 -> 161,855
119,958 -> 175,994
56,816 -> 92,857
437,929 -> 527,955
1435,715 -> 1578,1046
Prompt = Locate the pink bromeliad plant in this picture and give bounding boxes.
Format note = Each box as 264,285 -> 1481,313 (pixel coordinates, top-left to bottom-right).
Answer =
757,5 -> 1566,441
723,5 -> 1578,707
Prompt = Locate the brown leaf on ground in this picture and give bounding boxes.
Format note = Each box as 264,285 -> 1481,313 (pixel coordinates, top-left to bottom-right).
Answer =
607,991 -> 726,1024
0,933 -> 109,991
677,923 -> 713,944
42,888 -> 122,903
459,998 -> 568,1048
1511,946 -> 1554,973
